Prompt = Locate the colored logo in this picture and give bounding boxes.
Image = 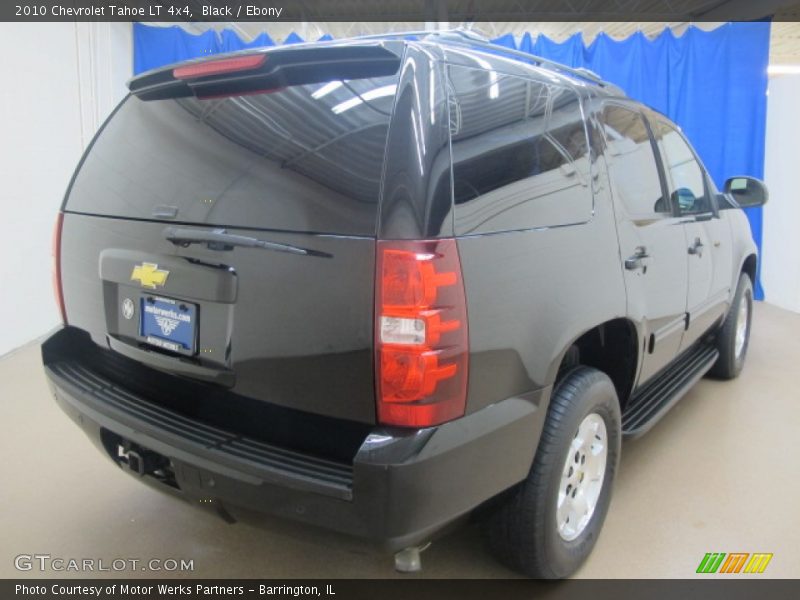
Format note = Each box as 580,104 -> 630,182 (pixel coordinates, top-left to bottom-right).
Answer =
696,552 -> 773,574
130,263 -> 169,289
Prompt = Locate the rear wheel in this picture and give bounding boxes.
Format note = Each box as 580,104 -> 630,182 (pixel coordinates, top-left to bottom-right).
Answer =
483,367 -> 621,578
709,273 -> 753,379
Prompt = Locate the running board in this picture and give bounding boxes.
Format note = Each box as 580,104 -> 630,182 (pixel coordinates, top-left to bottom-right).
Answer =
622,343 -> 719,437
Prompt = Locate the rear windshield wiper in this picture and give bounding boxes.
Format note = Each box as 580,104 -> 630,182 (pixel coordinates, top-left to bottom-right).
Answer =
164,227 -> 332,258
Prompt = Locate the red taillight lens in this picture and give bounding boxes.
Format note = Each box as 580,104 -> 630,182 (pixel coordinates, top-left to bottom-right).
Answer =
375,239 -> 469,427
173,54 -> 267,80
51,212 -> 67,325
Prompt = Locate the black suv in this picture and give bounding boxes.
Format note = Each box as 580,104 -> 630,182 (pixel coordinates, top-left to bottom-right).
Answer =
42,33 -> 767,578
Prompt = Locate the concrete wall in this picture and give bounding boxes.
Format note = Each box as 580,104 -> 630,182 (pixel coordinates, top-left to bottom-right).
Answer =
0,23 -> 132,356
762,75 -> 800,314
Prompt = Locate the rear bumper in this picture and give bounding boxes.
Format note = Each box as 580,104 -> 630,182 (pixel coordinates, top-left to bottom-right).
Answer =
42,328 -> 548,551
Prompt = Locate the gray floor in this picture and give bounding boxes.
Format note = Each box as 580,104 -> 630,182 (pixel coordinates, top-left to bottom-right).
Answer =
1,302 -> 798,579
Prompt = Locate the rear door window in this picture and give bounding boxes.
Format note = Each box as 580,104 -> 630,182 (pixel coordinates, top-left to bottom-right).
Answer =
65,74 -> 399,236
601,105 -> 671,218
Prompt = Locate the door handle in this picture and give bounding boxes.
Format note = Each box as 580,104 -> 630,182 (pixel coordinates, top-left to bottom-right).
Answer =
625,246 -> 650,271
688,237 -> 704,257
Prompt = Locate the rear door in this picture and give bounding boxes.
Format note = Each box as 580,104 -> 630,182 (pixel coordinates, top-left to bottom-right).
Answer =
650,118 -> 733,350
60,46 -> 403,423
600,104 -> 689,385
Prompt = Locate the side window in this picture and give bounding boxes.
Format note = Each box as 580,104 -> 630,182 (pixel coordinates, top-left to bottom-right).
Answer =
654,121 -> 711,215
447,64 -> 593,235
601,105 -> 669,218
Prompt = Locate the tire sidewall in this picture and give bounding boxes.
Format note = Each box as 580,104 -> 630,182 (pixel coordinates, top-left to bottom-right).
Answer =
540,373 -> 621,578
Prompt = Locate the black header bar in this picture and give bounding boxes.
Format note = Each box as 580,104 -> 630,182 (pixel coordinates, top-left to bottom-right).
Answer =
4,579 -> 800,600
3,0 -> 800,22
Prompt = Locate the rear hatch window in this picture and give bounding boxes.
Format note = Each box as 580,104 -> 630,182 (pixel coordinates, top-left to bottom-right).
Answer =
65,49 -> 401,236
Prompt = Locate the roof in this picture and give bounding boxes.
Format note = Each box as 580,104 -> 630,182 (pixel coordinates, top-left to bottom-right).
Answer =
406,30 -> 626,97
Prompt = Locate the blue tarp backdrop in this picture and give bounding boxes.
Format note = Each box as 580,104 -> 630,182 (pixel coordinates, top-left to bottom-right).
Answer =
133,22 -> 770,298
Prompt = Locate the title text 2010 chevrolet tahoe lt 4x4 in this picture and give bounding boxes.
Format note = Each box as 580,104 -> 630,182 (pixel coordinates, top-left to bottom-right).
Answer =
42,32 -> 767,578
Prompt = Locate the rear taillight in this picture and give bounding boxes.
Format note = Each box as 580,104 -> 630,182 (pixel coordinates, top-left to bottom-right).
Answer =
52,212 -> 67,324
375,239 -> 469,427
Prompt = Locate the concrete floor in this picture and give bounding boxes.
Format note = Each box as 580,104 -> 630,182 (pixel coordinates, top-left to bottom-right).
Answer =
1,302 -> 798,579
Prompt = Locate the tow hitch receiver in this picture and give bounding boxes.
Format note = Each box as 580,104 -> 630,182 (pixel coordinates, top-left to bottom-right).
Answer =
117,441 -> 169,477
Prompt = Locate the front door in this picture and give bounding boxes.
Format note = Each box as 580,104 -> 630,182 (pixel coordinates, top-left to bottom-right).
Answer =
650,119 -> 733,351
600,104 -> 689,385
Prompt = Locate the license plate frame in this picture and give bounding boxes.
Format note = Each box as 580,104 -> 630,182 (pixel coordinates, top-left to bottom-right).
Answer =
139,295 -> 198,356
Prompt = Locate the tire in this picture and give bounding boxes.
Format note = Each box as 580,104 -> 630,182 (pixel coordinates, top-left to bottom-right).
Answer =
708,273 -> 753,380
483,367 -> 621,579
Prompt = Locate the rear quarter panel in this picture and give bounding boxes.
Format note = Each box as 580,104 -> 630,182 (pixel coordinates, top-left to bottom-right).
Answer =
458,199 -> 627,414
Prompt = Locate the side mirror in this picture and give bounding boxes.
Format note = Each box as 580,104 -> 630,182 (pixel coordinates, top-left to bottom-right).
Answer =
674,187 -> 697,212
724,176 -> 768,208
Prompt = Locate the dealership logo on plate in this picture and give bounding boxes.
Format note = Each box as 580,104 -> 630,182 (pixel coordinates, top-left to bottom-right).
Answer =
155,315 -> 181,337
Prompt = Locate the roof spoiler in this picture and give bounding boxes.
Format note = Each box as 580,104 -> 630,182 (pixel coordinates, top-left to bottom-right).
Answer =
128,43 -> 404,101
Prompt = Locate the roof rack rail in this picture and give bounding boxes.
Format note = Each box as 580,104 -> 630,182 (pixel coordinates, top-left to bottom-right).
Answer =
346,27 -> 486,42
431,32 -> 624,94
349,28 -> 625,96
